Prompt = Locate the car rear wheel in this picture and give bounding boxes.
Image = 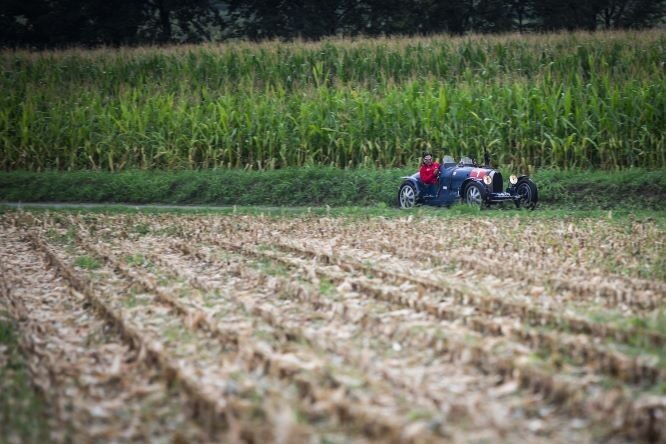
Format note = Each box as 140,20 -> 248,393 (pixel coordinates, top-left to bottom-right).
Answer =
515,179 -> 538,210
464,182 -> 487,209
398,183 -> 417,209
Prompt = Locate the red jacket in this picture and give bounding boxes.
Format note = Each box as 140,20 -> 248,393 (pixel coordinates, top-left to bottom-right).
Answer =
419,162 -> 440,184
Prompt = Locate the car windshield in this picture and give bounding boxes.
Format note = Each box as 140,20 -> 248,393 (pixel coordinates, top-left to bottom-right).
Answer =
442,155 -> 455,164
459,156 -> 474,166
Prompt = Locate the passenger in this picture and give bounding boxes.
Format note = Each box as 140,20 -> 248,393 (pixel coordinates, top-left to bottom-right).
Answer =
419,152 -> 440,198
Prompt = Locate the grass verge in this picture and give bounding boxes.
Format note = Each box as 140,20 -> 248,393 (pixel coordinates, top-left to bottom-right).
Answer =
1,167 -> 664,210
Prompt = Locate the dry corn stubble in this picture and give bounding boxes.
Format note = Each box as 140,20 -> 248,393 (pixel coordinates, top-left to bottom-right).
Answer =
30,228 -> 386,444
74,216 -> 664,440
134,237 -> 585,442
174,232 -> 665,438
55,227 -> 592,442
207,237 -> 665,386
0,227 -> 209,443
2,211 -> 664,443
70,228 -> 446,443
181,227 -> 666,364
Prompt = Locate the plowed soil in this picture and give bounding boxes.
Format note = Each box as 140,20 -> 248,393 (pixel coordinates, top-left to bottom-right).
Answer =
1,211 -> 664,443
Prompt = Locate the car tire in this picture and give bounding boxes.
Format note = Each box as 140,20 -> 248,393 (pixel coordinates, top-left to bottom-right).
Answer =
514,179 -> 538,210
464,182 -> 487,209
398,183 -> 417,209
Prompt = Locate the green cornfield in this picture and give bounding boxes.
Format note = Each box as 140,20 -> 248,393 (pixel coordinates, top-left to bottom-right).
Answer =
1,30 -> 664,171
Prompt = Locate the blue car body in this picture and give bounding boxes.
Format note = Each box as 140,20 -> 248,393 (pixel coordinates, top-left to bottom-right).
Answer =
397,156 -> 538,209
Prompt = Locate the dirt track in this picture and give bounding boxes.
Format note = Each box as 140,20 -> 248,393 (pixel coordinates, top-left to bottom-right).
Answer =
1,211 -> 664,443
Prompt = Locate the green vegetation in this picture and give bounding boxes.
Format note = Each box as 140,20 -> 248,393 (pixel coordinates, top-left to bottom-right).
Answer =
73,255 -> 101,270
1,167 -> 664,210
253,259 -> 289,277
586,309 -> 666,338
534,168 -> 666,209
124,254 -> 151,267
318,279 -> 336,296
0,311 -> 51,443
45,227 -> 77,246
2,30 -> 664,171
133,223 -> 151,236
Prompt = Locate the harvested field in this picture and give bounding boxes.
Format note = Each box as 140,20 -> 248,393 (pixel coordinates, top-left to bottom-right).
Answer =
1,210 -> 664,443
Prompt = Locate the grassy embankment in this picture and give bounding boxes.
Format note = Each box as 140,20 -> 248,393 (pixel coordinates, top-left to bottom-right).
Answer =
1,167 -> 664,210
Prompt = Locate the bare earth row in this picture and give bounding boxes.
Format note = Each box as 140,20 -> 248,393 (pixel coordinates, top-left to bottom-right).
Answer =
1,211 -> 664,443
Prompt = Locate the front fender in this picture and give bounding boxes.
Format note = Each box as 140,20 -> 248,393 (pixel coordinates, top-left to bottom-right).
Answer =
400,176 -> 423,195
508,175 -> 537,194
459,178 -> 488,198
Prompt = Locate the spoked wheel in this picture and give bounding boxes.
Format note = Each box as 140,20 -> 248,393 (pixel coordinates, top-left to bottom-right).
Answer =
398,183 -> 417,209
464,182 -> 487,209
515,179 -> 538,210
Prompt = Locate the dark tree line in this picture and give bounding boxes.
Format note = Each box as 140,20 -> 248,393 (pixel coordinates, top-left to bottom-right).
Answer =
0,0 -> 225,47
1,0 -> 664,48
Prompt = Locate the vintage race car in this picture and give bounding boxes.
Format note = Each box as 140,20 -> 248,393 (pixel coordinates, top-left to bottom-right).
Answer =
397,155 -> 538,209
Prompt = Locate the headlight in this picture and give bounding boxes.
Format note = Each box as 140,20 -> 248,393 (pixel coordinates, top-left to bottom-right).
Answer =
483,175 -> 492,185
510,175 -> 518,185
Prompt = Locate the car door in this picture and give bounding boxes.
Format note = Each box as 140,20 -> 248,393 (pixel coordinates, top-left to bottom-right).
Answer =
437,166 -> 457,203
450,166 -> 471,198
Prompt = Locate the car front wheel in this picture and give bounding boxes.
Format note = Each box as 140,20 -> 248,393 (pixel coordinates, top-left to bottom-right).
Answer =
464,182 -> 487,209
515,179 -> 538,210
398,183 -> 417,209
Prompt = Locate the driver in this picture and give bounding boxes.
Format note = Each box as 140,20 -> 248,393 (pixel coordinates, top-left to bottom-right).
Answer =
419,152 -> 440,198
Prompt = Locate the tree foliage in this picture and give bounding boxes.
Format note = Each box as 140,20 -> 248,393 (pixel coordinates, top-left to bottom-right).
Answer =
1,0 -> 664,47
